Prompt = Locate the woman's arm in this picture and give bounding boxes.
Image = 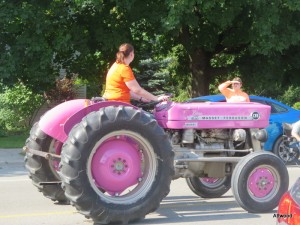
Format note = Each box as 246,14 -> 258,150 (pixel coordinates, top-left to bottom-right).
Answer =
218,80 -> 233,98
126,79 -> 169,102
126,79 -> 158,101
129,91 -> 149,102
218,80 -> 232,92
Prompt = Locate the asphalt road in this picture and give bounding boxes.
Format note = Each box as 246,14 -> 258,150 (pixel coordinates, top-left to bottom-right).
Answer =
0,148 -> 299,225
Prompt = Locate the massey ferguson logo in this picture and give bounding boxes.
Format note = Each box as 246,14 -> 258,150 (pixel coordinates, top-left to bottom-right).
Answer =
251,112 -> 260,120
187,112 -> 261,121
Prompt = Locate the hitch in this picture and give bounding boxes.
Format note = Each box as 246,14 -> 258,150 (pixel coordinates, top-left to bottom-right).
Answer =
23,146 -> 61,160
175,156 -> 242,163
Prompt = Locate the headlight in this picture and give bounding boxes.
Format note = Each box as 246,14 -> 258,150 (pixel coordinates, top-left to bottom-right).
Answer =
252,129 -> 268,142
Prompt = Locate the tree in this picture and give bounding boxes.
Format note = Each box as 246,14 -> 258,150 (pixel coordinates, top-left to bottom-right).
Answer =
0,1 -> 67,91
1,0 -> 300,100
161,0 -> 300,96
0,1 -> 134,93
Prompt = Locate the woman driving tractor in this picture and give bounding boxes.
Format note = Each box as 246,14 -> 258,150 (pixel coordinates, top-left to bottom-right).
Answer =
102,43 -> 170,104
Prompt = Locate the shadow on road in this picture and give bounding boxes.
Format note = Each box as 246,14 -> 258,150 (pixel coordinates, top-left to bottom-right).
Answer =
137,195 -> 273,225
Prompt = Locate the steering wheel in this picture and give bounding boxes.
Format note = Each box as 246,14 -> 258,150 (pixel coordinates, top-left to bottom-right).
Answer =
135,93 -> 173,112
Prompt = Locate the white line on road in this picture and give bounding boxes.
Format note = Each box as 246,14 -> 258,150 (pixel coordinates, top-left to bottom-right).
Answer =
0,178 -> 29,182
0,210 -> 77,219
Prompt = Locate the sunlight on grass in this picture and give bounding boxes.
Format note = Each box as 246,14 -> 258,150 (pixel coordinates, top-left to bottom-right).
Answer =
0,135 -> 28,148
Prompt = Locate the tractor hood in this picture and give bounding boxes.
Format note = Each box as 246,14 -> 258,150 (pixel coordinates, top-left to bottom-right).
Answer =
153,101 -> 271,129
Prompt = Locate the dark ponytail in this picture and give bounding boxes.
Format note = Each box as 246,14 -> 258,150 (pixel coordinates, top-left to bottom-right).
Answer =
116,43 -> 134,64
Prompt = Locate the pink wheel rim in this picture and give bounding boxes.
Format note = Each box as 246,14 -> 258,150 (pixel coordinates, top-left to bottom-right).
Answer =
91,136 -> 142,195
200,177 -> 219,184
48,139 -> 62,177
52,141 -> 62,171
248,167 -> 275,198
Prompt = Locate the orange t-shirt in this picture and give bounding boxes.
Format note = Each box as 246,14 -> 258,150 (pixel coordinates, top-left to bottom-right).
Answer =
103,62 -> 135,103
220,88 -> 250,102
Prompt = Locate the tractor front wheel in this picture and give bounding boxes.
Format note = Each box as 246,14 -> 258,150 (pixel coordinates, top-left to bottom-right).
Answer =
231,152 -> 289,213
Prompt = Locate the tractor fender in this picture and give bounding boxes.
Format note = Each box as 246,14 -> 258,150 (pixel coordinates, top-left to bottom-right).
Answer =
39,99 -> 134,143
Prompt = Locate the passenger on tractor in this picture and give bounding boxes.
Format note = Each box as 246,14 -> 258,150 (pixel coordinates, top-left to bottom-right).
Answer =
102,43 -> 169,104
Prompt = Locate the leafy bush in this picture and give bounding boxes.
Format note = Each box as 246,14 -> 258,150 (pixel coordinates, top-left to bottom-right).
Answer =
293,102 -> 300,110
0,83 -> 44,135
172,88 -> 190,102
279,85 -> 300,107
44,77 -> 77,103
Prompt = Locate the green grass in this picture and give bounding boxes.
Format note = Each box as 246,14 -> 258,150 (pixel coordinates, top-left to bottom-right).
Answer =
0,135 -> 28,148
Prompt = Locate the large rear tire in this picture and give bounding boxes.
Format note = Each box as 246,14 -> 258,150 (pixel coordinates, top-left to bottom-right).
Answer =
59,106 -> 174,224
186,175 -> 231,198
231,152 -> 289,213
24,123 -> 67,202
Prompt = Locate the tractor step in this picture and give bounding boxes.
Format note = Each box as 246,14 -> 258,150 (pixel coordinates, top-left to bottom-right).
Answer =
39,181 -> 62,186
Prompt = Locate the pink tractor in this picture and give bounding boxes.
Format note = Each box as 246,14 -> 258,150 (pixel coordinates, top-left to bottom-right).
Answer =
24,98 -> 289,224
